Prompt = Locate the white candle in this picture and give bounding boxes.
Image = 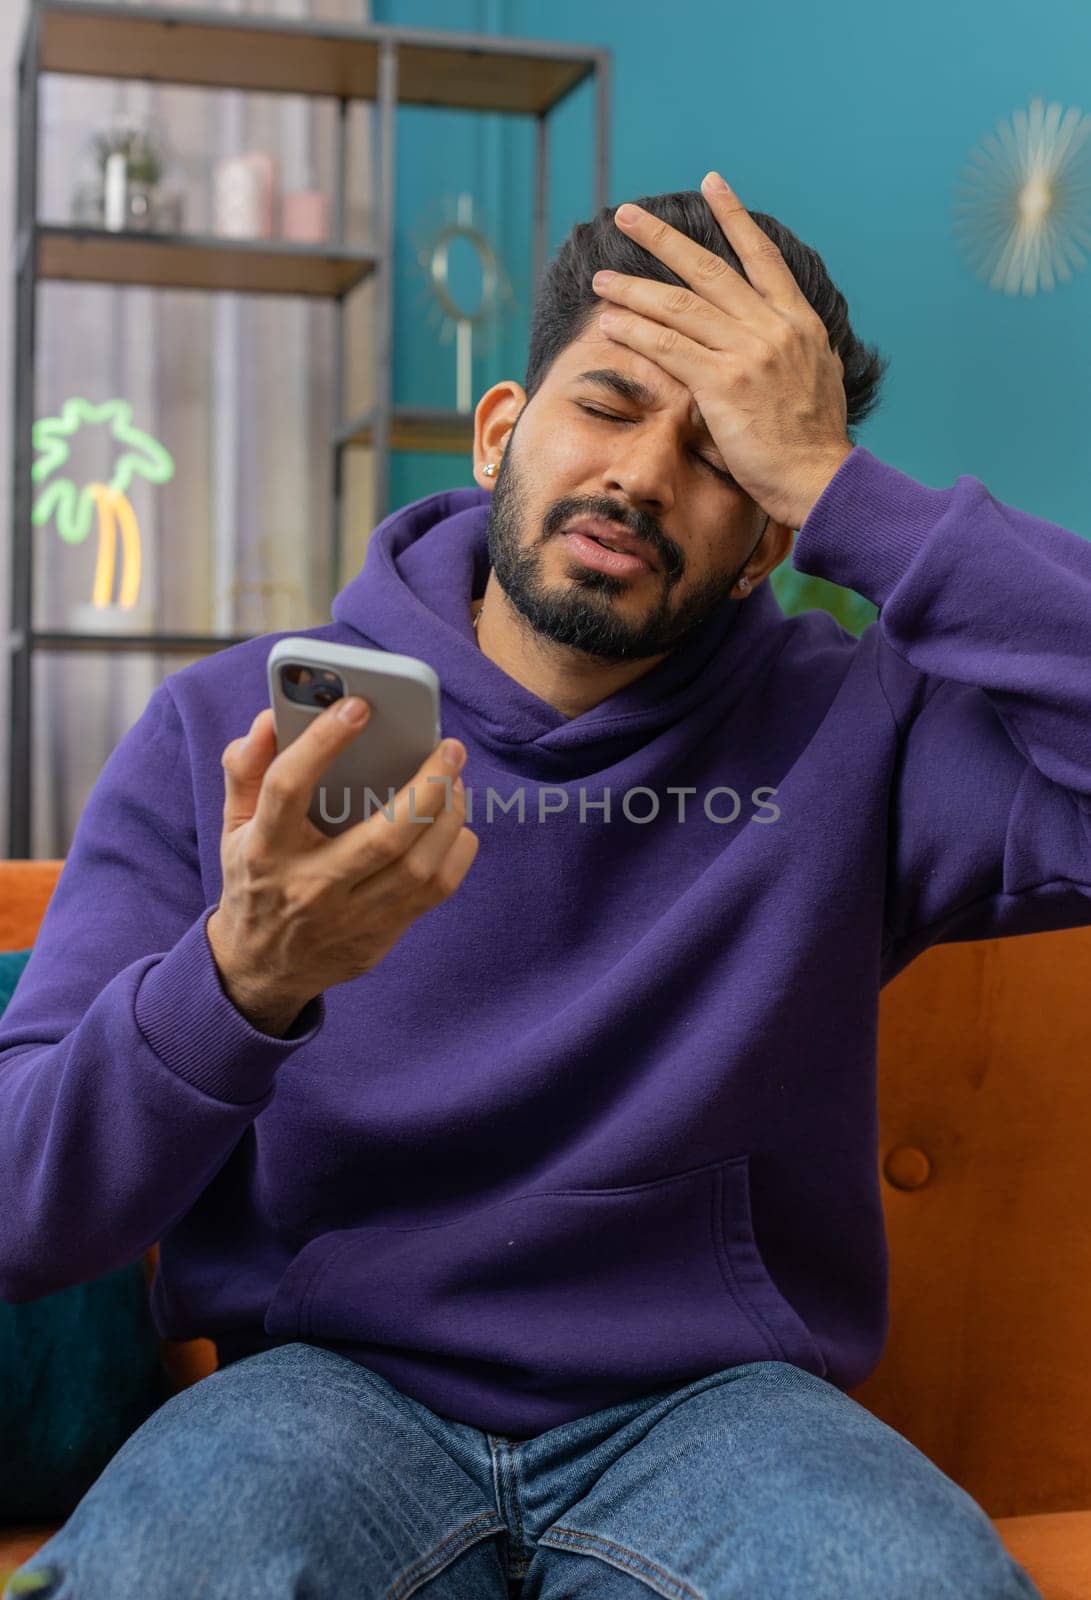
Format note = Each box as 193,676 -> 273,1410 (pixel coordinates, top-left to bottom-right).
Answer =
104,152 -> 127,231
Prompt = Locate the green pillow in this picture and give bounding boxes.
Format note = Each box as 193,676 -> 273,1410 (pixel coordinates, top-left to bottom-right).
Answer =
0,948 -> 172,1525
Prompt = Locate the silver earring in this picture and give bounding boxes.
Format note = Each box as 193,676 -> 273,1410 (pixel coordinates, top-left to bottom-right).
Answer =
738,575 -> 751,593
483,462 -> 498,477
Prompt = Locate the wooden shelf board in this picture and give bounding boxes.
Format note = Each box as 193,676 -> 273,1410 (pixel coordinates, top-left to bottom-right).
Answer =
341,407 -> 476,454
36,225 -> 377,298
38,2 -> 598,113
24,631 -> 256,654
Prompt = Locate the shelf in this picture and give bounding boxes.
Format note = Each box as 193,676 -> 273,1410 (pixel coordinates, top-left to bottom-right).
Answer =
338,406 -> 476,455
14,630 -> 257,654
36,1 -> 601,114
34,224 -> 377,298
11,0 -> 610,855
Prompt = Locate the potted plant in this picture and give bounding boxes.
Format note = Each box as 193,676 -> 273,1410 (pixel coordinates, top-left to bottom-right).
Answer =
71,113 -> 183,233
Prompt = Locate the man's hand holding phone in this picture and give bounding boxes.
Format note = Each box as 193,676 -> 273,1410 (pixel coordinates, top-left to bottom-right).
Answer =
206,697 -> 478,1037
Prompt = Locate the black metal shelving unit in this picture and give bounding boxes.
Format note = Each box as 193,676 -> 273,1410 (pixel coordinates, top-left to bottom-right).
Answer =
8,0 -> 611,855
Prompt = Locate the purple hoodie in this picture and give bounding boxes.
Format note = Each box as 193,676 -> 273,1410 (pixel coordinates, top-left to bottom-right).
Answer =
1,445 -> 1089,1437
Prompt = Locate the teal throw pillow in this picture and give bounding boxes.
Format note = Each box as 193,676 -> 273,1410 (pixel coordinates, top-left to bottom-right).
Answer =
0,948 -> 171,1524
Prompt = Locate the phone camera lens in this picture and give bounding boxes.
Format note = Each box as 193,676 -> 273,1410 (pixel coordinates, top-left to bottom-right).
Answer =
279,661 -> 345,709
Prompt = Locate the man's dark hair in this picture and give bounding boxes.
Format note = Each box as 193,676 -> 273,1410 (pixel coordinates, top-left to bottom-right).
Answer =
524,189 -> 889,443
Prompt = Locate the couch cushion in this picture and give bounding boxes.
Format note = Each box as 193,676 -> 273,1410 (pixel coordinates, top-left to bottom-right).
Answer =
0,948 -> 170,1525
993,1511 -> 1091,1600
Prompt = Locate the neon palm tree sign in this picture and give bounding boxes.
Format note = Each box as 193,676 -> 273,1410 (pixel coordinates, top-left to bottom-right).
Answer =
31,398 -> 175,611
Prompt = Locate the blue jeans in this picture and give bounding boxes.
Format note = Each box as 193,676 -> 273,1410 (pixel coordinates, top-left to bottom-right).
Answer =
5,1341 -> 1041,1600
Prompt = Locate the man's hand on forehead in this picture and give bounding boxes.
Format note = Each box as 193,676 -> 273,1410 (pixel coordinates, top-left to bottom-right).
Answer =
589,171 -> 853,531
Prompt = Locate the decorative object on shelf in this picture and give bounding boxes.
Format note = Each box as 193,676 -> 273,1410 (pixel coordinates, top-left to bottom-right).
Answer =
410,191 -> 515,412
213,151 -> 279,239
67,596 -> 155,634
70,112 -> 185,235
31,398 -> 175,617
952,95 -> 1091,296
281,188 -> 328,243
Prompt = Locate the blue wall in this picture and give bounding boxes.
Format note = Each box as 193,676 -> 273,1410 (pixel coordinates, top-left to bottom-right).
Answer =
374,0 -> 1091,550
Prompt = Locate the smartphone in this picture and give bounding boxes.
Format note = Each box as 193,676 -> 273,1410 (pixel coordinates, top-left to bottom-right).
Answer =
267,637 -> 442,838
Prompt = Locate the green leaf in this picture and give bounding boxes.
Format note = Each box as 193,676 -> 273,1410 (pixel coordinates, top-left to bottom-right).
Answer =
771,563 -> 877,638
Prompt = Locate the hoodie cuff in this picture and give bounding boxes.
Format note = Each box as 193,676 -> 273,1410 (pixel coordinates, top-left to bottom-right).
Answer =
134,906 -> 325,1105
791,446 -> 957,609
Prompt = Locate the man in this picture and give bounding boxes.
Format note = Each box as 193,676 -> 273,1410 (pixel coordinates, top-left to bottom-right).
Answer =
4,173 -> 1082,1599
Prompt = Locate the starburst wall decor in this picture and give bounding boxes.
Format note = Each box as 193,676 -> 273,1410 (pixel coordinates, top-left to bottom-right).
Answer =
952,95 -> 1091,296
409,191 -> 515,412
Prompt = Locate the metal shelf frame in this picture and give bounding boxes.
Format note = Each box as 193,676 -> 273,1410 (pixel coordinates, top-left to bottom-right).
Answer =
8,0 -> 611,855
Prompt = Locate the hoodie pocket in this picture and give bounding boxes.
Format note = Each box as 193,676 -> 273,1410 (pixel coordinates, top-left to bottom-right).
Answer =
264,1154 -> 826,1384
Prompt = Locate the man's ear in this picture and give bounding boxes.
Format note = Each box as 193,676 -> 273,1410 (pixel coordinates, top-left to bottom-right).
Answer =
742,516 -> 795,592
473,381 -> 526,489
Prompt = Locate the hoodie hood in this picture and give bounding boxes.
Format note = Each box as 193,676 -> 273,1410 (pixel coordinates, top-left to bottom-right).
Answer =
331,486 -> 792,780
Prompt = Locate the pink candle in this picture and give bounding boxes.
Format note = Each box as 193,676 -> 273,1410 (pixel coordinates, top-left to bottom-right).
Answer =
281,189 -> 329,243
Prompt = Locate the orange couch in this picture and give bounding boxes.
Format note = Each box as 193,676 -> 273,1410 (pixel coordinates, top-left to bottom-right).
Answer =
1,857 -> 1090,1595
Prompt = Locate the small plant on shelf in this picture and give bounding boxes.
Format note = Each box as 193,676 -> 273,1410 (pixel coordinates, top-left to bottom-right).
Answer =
91,115 -> 163,187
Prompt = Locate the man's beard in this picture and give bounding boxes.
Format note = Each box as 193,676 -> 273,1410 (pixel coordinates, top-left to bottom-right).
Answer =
484,431 -> 756,663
